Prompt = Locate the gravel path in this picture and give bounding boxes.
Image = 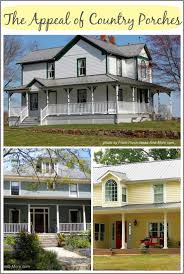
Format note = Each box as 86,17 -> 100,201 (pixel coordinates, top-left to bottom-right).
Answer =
44,247 -> 85,258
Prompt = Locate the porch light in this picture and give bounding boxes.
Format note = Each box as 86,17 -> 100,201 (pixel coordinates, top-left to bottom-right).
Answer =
134,220 -> 138,226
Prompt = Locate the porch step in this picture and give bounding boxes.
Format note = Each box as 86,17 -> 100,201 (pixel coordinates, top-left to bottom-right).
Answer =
20,117 -> 40,127
38,233 -> 58,247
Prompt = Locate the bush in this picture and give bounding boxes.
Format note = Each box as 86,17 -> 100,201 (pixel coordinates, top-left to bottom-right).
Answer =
139,243 -> 149,254
36,250 -> 62,270
4,235 -> 16,246
65,233 -> 90,249
57,233 -> 66,247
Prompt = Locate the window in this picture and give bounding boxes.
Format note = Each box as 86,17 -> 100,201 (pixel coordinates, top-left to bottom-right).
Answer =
118,88 -> 123,101
149,222 -> 168,238
117,58 -> 122,76
77,89 -> 87,103
95,223 -> 105,241
141,60 -> 146,79
47,62 -> 55,79
44,162 -> 56,174
122,187 -> 127,202
69,184 -> 78,197
77,58 -> 86,76
10,182 -> 20,196
69,209 -> 81,223
105,180 -> 117,201
9,209 -> 20,223
154,184 -> 163,203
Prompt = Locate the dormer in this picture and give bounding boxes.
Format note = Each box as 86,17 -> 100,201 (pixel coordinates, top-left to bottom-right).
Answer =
36,158 -> 58,174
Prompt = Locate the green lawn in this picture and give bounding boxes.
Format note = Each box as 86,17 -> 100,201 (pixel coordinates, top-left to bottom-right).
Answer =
4,120 -> 180,146
93,254 -> 180,271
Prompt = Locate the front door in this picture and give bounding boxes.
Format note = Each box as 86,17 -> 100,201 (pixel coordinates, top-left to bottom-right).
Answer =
116,221 -> 127,249
31,208 -> 49,233
49,91 -> 57,104
29,93 -> 38,116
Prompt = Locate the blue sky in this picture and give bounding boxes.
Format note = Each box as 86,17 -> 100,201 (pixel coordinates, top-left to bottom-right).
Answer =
4,35 -> 180,117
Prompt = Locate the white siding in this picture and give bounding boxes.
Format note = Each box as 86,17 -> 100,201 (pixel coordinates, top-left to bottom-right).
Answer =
122,59 -> 127,77
126,58 -> 136,79
108,56 -> 117,75
23,63 -> 46,85
55,40 -> 106,78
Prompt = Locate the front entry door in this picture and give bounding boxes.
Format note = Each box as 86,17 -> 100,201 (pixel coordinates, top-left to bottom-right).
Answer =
116,221 -> 127,249
29,93 -> 38,117
35,214 -> 44,233
31,208 -> 49,233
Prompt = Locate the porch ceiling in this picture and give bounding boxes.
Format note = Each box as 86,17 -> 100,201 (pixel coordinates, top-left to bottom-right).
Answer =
93,202 -> 181,214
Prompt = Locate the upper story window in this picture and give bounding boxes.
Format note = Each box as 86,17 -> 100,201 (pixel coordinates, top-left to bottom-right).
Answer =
10,182 -> 20,196
117,58 -> 122,76
69,183 -> 78,197
77,58 -> 86,77
105,180 -> 117,201
44,162 -> 56,174
122,187 -> 127,202
141,60 -> 146,79
153,184 -> 163,203
47,62 -> 55,79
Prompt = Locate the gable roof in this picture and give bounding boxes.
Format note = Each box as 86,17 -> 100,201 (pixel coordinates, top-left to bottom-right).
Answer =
17,35 -> 150,64
94,159 -> 180,183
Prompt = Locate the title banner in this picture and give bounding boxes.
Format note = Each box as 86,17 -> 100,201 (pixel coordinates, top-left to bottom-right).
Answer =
2,2 -> 183,32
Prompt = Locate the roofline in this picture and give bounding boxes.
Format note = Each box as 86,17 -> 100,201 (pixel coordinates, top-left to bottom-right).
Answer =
94,177 -> 180,185
4,175 -> 90,183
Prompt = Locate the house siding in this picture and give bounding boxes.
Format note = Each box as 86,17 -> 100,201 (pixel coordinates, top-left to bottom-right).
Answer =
165,181 -> 180,203
55,40 -> 106,78
23,63 -> 47,85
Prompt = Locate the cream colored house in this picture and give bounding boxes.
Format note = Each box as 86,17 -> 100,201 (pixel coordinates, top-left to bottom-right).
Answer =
93,159 -> 181,249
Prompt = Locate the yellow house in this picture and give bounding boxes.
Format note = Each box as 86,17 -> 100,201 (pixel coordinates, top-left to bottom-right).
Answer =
93,159 -> 181,249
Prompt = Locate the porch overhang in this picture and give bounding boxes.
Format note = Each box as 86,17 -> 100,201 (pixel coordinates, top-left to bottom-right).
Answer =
4,85 -> 30,93
93,202 -> 181,214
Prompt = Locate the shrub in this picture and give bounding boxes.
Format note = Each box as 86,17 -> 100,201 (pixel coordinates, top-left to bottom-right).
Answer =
65,233 -> 90,249
139,243 -> 149,254
57,233 -> 66,247
36,250 -> 62,270
4,235 -> 16,246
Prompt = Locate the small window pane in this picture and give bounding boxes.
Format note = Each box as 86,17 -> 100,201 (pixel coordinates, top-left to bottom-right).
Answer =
105,180 -> 117,201
11,182 -> 20,195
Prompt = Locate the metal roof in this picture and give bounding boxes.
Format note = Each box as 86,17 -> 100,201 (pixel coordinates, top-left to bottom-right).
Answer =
17,35 -> 148,64
94,159 -> 180,183
94,202 -> 181,211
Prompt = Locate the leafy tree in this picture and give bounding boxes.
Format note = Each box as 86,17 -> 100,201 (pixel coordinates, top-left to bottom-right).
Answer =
94,149 -> 180,165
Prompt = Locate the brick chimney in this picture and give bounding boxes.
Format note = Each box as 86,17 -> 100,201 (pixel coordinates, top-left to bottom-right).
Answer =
109,35 -> 116,44
100,35 -> 108,42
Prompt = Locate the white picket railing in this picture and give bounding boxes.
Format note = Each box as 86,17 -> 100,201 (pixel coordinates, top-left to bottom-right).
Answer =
59,223 -> 91,232
20,106 -> 29,122
4,223 -> 28,233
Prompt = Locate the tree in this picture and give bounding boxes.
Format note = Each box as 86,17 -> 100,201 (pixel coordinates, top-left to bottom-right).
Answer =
146,35 -> 180,92
4,148 -> 91,185
4,36 -> 39,88
94,149 -> 180,165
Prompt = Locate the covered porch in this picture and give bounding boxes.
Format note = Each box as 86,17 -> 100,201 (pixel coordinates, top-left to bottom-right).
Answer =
6,75 -> 172,126
93,206 -> 180,249
4,202 -> 91,234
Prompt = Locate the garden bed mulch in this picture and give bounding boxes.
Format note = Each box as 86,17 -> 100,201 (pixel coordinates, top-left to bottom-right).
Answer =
29,128 -> 180,139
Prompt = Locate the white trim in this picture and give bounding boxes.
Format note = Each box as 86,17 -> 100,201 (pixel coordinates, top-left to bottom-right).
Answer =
56,204 -> 59,233
10,181 -> 21,196
9,209 -> 20,223
98,170 -> 126,182
69,209 -> 81,223
69,183 -> 79,198
82,204 -> 86,231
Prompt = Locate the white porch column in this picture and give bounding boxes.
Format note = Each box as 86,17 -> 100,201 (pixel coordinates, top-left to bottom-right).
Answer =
8,93 -> 11,117
56,205 -> 59,233
132,87 -> 136,113
82,204 -> 87,231
121,213 -> 126,249
46,89 -> 49,105
169,92 -> 172,119
91,88 -> 94,114
115,84 -> 119,114
163,211 -> 168,249
26,92 -> 29,107
28,204 -> 31,233
157,92 -> 160,113
67,89 -> 70,115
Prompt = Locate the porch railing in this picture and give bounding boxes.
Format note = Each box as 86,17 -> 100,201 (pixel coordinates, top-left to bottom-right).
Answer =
59,223 -> 91,232
4,223 -> 28,233
20,106 -> 29,122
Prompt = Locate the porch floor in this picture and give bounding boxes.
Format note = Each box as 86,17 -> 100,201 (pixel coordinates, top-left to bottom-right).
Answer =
93,248 -> 180,255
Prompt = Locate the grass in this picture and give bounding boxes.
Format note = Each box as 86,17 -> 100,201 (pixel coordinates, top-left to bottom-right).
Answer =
4,120 -> 180,146
93,254 -> 180,271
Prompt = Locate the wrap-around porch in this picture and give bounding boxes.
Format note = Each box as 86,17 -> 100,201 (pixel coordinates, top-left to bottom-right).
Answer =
6,75 -> 172,126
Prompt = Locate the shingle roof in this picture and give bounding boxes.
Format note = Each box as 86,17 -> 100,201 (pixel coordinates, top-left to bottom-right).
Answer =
94,202 -> 181,212
18,46 -> 64,64
93,159 -> 180,183
17,35 -> 148,64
